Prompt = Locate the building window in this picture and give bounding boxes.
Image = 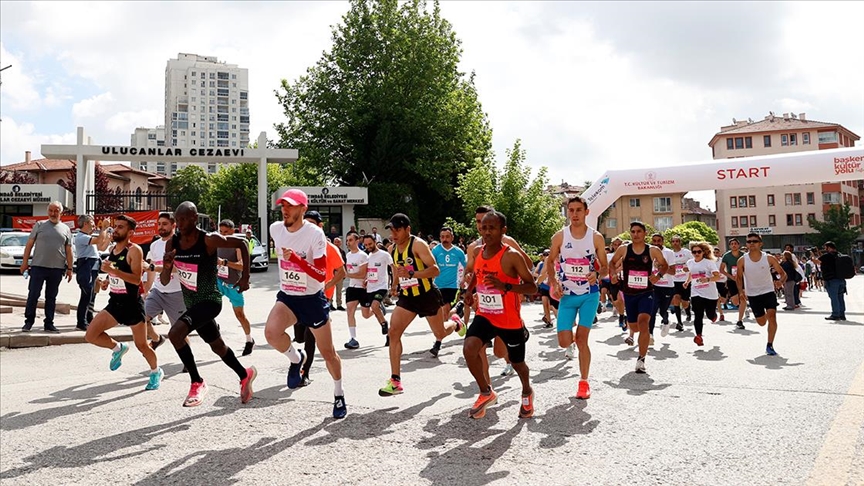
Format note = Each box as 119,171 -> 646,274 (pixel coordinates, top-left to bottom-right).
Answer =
786,214 -> 794,226
781,134 -> 788,146
726,138 -> 734,150
731,217 -> 738,228
156,162 -> 165,174
785,193 -> 793,205
749,216 -> 757,227
738,196 -> 748,208
793,193 -> 801,205
748,195 -> 756,207
208,163 -> 217,174
734,137 -> 744,149
807,213 -> 815,222
763,135 -> 771,147
823,192 -> 841,204
768,214 -> 776,226
795,214 -> 802,226
767,194 -> 775,206
745,137 -> 752,149
654,216 -> 673,231
790,133 -> 797,145
630,198 -> 640,208
191,71 -> 196,77
654,197 -> 672,213
803,132 -> 810,144
818,131 -> 838,144
630,216 -> 640,223
609,201 -> 616,209
806,192 -> 814,205
730,197 -> 737,208
607,218 -> 617,229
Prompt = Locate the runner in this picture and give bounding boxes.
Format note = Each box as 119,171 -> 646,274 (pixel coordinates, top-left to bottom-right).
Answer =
609,221 -> 668,374
84,215 -> 162,390
143,212 -> 188,354
713,247 -> 727,322
343,230 -> 369,348
161,202 -> 256,407
736,232 -> 787,356
263,190 -> 346,418
216,219 -> 255,356
462,210 -> 538,419
533,250 -> 555,328
545,196 -> 607,399
601,237 -> 626,329
379,213 -> 458,397
432,226 -> 466,321
650,233 -> 676,339
669,235 -> 693,331
683,241 -> 721,346
361,233 -> 393,346
719,238 -> 748,329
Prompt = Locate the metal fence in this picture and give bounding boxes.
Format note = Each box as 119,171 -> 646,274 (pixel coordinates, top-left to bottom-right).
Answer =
85,190 -> 182,214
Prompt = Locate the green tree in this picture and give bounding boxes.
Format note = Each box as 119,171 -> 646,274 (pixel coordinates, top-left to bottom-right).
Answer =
274,0 -> 493,233
167,165 -> 210,212
455,139 -> 564,248
806,203 -> 863,252
664,221 -> 719,246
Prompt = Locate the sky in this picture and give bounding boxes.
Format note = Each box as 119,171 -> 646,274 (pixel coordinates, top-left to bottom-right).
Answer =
2,1 -> 863,211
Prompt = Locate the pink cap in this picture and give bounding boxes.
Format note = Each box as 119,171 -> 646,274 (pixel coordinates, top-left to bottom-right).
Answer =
276,189 -> 308,207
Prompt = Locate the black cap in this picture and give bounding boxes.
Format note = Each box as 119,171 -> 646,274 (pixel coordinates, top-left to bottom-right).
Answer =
385,213 -> 410,229
304,210 -> 322,224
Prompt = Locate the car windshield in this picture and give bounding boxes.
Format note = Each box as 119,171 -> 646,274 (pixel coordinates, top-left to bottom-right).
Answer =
0,235 -> 29,247
251,237 -> 262,247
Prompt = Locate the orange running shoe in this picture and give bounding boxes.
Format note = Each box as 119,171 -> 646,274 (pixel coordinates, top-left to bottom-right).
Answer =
518,391 -> 535,419
576,380 -> 591,400
469,390 -> 498,419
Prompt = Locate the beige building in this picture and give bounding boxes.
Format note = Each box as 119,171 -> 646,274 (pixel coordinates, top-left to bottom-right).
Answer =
710,112 -> 861,252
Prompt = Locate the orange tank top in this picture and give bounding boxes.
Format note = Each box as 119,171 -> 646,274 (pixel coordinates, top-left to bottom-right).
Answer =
474,244 -> 522,329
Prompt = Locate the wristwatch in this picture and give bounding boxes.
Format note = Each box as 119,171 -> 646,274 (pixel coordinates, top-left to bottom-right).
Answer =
504,283 -> 513,292
149,263 -> 155,271
408,270 -> 415,278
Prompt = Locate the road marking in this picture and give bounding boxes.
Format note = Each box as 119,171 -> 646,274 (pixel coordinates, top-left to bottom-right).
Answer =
806,359 -> 864,486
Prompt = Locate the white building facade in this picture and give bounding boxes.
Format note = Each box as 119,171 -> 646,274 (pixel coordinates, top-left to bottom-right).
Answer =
130,126 -> 166,175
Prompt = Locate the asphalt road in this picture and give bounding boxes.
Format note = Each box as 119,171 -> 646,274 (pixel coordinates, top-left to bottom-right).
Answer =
1,269 -> 862,485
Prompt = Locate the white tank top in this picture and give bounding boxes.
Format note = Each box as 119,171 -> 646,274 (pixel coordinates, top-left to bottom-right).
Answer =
743,252 -> 774,296
557,225 -> 599,296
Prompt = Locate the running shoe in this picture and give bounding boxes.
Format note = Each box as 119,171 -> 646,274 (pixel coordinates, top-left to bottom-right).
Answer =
287,350 -> 307,389
710,314 -> 718,323
333,395 -> 347,419
242,339 -> 255,356
518,391 -> 535,419
649,336 -> 655,346
500,363 -> 515,376
766,344 -> 777,356
145,367 -> 164,390
240,366 -> 257,404
429,342 -> 441,358
564,343 -> 575,359
183,381 -> 208,407
378,378 -> 403,396
380,321 -> 389,335
344,338 -> 360,350
451,315 -> 467,337
624,336 -> 634,346
718,313 -> 725,322
635,357 -> 646,374
597,303 -> 604,314
298,376 -> 312,388
109,343 -> 129,371
150,335 -> 166,351
155,313 -> 168,325
606,302 -> 613,309
469,390 -> 498,419
661,323 -> 670,337
675,323 -> 684,332
384,335 -> 390,347
736,320 -> 745,330
745,308 -> 751,319
685,313 -> 692,322
576,380 -> 591,399
694,335 -> 704,346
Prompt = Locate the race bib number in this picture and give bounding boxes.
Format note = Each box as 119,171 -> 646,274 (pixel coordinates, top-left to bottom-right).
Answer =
654,269 -> 671,286
280,259 -> 308,294
367,267 -> 380,283
109,275 -> 127,294
155,260 -> 175,281
563,257 -> 591,282
174,261 -> 198,291
217,264 -> 229,279
674,264 -> 687,278
731,266 -> 738,277
628,270 -> 649,289
477,285 -> 504,314
692,273 -> 710,289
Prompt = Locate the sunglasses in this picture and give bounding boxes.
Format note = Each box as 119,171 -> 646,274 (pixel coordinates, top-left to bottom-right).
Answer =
691,250 -> 703,254
746,240 -> 760,244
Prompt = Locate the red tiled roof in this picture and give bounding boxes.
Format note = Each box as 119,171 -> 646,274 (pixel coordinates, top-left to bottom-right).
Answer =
1,158 -> 74,172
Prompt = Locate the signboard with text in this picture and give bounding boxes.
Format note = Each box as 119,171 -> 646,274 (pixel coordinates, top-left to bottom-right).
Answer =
272,186 -> 368,206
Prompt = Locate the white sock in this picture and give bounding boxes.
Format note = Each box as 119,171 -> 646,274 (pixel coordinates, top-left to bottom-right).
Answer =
334,379 -> 344,396
284,345 -> 301,364
245,334 -> 253,343
112,343 -> 122,353
349,327 -> 357,339
151,367 -> 158,373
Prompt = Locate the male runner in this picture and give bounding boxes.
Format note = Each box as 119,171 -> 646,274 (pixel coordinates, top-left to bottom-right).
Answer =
601,237 -> 626,328
161,202 -> 256,407
217,219 -> 255,356
736,233 -> 787,356
650,233 -> 676,338
432,226 -> 466,319
609,222 -> 668,374
361,233 -> 393,345
378,213 -> 458,396
669,235 -> 692,331
462,211 -> 538,419
546,196 -> 607,399
85,215 -> 162,390
343,231 -> 369,348
720,238 -> 748,329
143,212 -> 188,353
263,190 -> 346,418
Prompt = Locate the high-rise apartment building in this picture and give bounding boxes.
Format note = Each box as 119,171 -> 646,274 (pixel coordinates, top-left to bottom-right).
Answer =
130,126 -> 166,174
710,112 -> 861,251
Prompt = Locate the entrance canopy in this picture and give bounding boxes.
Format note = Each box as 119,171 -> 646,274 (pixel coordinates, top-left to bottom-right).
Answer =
582,146 -> 864,228
42,127 -> 298,246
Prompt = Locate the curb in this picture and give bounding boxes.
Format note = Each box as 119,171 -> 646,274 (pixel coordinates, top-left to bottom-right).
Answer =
0,332 -> 134,349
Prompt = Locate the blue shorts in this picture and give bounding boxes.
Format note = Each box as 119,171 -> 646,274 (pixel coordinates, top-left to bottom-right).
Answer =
276,290 -> 330,328
624,291 -> 654,322
217,279 -> 245,307
556,291 -> 600,332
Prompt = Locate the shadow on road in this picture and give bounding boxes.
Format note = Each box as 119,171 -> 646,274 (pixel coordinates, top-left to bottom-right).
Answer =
692,346 -> 727,361
746,355 -> 804,369
603,372 -> 671,396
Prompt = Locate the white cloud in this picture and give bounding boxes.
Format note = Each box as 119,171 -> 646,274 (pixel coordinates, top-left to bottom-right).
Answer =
0,43 -> 41,111
104,109 -> 162,136
71,92 -> 115,119
0,117 -> 77,166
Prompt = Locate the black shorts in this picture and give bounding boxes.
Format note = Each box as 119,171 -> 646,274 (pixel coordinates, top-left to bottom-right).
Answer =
601,280 -> 621,300
716,282 -> 728,298
466,315 -> 528,364
396,288 -> 444,318
276,290 -> 330,328
539,287 -> 551,298
747,292 -> 778,318
439,288 -> 459,307
346,286 -> 366,303
178,300 -> 223,343
362,289 -> 388,308
105,296 -> 146,326
673,282 -> 691,300
726,280 -> 740,297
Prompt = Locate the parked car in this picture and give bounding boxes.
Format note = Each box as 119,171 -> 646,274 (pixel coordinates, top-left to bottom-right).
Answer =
0,232 -> 32,270
249,236 -> 269,272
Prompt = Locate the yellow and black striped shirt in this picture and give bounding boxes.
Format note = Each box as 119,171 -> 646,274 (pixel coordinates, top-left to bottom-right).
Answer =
392,235 -> 434,296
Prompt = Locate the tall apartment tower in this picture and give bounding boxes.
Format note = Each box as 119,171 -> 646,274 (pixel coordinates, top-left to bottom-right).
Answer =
710,112 -> 861,252
163,53 -> 250,176
130,126 -> 166,174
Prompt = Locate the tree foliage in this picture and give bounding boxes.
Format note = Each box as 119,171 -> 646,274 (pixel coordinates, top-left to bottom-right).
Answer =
455,139 -> 564,248
58,162 -> 123,214
664,221 -> 719,246
806,203 -> 862,252
167,165 -> 210,212
0,170 -> 36,184
274,0 -> 492,233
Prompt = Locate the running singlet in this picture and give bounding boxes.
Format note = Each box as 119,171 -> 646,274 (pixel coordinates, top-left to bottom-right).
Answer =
432,244 -> 466,290
653,247 -> 675,288
742,252 -> 775,297
392,236 -> 434,297
556,226 -> 600,296
269,220 -> 327,296
474,244 -> 522,329
365,250 -> 393,293
107,246 -> 139,299
671,249 -> 693,282
346,250 -> 368,289
147,238 -> 182,293
621,244 -> 654,294
217,246 -> 241,285
172,230 -> 222,307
